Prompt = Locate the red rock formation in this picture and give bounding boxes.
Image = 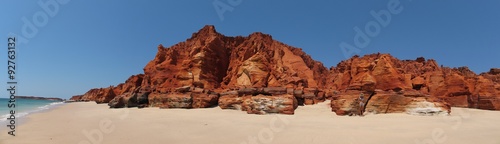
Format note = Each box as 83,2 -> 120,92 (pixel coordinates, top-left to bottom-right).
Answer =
192,91 -> 219,108
478,68 -> 500,109
80,87 -> 116,104
141,26 -> 328,92
78,25 -> 498,115
481,68 -> 500,83
69,95 -> 83,101
218,94 -> 245,110
116,74 -> 144,95
218,87 -> 299,115
108,86 -> 151,108
123,25 -> 326,113
242,94 -> 298,115
328,54 -> 499,115
331,90 -> 450,116
146,86 -> 219,109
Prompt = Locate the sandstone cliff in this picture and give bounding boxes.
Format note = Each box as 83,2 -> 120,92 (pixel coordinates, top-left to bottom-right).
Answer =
72,25 -> 499,115
141,26 -> 328,91
327,54 -> 499,115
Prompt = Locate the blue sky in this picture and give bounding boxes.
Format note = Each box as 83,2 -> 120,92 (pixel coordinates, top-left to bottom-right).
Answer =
1,0 -> 499,99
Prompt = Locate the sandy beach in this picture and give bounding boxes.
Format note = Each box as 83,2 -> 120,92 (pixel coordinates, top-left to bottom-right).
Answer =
1,101 -> 499,144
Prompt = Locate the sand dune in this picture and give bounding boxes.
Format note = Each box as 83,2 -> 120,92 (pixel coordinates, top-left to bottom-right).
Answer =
1,101 -> 499,144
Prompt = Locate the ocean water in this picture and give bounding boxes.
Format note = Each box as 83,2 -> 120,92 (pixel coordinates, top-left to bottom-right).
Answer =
0,98 -> 64,123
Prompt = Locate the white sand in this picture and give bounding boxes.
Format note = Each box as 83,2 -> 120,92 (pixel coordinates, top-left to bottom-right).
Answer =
1,101 -> 499,144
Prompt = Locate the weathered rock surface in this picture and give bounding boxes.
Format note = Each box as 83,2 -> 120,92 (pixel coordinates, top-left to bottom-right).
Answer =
77,25 -> 499,116
242,94 -> 298,115
80,87 -> 116,104
328,54 -> 499,115
77,74 -> 144,104
69,95 -> 84,101
147,86 -> 219,109
114,74 -> 144,95
108,87 -> 151,108
219,95 -> 246,110
192,92 -> 219,108
331,90 -> 449,116
218,87 -> 298,115
140,25 -> 328,93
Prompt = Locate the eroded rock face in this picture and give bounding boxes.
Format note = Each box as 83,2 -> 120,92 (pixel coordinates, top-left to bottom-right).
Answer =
328,54 -> 498,115
108,87 -> 151,108
218,87 -> 298,115
80,87 -> 116,104
331,90 -> 450,116
140,25 -> 327,92
192,92 -> 219,108
218,94 -> 246,110
147,86 -> 219,109
80,25 -> 328,114
116,74 -> 144,95
220,33 -> 328,89
242,94 -> 298,115
69,95 -> 84,101
78,25 -> 498,115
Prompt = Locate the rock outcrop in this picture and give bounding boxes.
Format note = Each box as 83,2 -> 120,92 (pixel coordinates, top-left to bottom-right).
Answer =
218,87 -> 299,114
242,94 -> 298,115
108,87 -> 151,108
77,25 -> 499,116
110,25 -> 327,114
146,86 -> 219,109
328,54 -> 499,115
331,90 -> 450,116
80,87 -> 116,104
69,95 -> 84,101
140,26 -> 328,92
75,74 -> 144,104
113,74 -> 144,95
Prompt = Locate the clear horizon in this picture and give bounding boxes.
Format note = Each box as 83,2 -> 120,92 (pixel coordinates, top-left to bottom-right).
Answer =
1,0 -> 499,99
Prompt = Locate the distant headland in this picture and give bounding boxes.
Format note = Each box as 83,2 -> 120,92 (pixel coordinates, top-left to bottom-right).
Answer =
15,96 -> 64,101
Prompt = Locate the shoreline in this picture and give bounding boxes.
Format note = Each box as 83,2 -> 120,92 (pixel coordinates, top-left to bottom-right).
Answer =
0,102 -> 66,133
1,101 -> 500,144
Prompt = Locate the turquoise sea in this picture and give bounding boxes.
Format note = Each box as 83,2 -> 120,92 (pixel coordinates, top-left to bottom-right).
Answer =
0,98 -> 64,129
